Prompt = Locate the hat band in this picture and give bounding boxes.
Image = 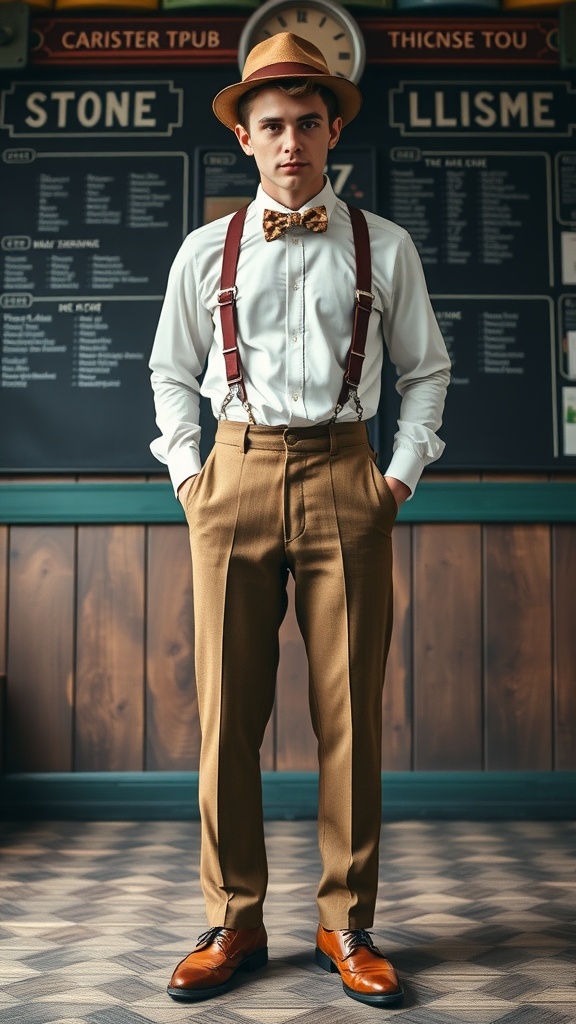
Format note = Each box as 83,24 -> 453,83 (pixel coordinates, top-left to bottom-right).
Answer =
244,61 -> 330,83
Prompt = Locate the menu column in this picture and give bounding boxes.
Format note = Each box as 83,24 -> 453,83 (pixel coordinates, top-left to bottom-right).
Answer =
0,78 -> 187,470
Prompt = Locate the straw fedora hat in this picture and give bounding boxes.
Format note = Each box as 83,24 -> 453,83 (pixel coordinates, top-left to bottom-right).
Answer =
213,32 -> 362,131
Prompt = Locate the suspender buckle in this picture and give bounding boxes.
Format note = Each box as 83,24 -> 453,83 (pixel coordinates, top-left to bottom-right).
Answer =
355,288 -> 374,309
217,286 -> 237,306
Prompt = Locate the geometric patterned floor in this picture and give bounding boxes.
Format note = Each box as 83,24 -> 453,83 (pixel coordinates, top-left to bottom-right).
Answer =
0,819 -> 575,1024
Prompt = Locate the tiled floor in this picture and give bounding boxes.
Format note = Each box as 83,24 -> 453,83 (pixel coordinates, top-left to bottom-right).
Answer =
0,819 -> 575,1024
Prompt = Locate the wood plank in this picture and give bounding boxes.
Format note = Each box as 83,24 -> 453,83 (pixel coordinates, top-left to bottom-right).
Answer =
146,525 -> 199,770
0,526 -> 7,674
0,673 -> 5,773
7,526 -> 75,771
484,524 -> 552,770
0,529 -> 5,773
276,574 -> 316,771
382,524 -> 412,770
553,524 -> 576,769
413,524 -> 482,770
75,525 -> 145,770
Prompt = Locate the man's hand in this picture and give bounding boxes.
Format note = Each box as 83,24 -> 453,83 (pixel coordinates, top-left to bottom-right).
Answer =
177,475 -> 198,506
384,476 -> 411,509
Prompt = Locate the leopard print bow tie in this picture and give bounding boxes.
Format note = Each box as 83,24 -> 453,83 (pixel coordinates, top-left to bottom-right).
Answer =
263,206 -> 328,242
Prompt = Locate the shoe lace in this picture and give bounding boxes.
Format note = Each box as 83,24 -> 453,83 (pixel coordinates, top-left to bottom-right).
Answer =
196,927 -> 231,950
341,929 -> 379,955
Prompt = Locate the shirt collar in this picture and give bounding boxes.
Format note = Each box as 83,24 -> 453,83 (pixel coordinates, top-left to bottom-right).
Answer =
254,176 -> 337,220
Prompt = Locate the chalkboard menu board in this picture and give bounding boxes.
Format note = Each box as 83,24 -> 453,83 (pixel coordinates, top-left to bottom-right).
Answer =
1,63 -> 575,471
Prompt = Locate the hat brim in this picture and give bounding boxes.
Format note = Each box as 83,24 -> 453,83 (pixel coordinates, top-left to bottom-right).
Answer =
213,72 -> 362,131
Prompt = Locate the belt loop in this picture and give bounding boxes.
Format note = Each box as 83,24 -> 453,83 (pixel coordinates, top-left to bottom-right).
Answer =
238,423 -> 249,454
329,424 -> 338,456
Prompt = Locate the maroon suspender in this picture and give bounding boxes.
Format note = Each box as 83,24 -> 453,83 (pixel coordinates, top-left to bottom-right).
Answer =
336,205 -> 373,415
218,204 -> 249,404
218,203 -> 373,420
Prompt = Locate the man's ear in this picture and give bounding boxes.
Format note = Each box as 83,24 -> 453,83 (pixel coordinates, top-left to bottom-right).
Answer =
235,123 -> 253,156
327,116 -> 343,151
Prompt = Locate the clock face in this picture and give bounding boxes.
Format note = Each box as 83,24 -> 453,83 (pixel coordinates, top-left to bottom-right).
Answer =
238,0 -> 365,84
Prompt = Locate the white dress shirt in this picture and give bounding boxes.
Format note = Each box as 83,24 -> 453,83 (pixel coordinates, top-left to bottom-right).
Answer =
149,177 -> 450,495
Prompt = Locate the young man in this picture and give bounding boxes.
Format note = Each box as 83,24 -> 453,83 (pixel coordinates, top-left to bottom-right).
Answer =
149,32 -> 450,1009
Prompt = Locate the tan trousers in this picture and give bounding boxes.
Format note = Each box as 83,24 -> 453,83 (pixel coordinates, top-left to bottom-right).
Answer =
184,420 -> 396,931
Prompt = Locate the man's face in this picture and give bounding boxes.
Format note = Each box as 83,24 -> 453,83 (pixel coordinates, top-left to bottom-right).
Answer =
234,87 -> 342,210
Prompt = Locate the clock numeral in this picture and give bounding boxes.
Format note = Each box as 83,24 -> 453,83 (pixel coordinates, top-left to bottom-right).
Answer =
333,32 -> 345,40
277,15 -> 287,26
297,9 -> 308,21
329,163 -> 353,195
338,51 -> 351,60
319,15 -> 327,26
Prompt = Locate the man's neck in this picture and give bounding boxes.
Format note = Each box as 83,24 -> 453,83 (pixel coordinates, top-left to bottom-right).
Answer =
260,177 -> 326,211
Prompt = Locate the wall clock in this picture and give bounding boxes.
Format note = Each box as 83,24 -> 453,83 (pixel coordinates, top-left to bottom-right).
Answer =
238,0 -> 366,84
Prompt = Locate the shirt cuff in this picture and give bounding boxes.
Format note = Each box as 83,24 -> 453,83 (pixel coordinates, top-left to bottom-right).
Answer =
170,449 -> 203,497
382,446 -> 425,499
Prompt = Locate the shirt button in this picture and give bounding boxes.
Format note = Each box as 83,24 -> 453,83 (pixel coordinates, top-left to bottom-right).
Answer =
292,238 -> 299,245
292,393 -> 299,402
293,283 -> 299,291
292,335 -> 298,343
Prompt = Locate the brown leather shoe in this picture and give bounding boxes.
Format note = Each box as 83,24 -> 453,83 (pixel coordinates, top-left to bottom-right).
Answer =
167,925 -> 268,1001
315,926 -> 403,1007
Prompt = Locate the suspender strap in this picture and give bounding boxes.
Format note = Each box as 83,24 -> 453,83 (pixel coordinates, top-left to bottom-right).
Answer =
219,204 -> 249,402
219,201 -> 373,418
336,204 -> 374,411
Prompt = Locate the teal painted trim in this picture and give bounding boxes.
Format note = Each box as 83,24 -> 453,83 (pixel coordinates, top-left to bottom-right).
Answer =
0,481 -> 576,524
0,483 -> 183,525
400,482 -> 576,524
0,772 -> 574,820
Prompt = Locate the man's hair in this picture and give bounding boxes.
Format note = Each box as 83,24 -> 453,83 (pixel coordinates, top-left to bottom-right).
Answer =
237,79 -> 339,131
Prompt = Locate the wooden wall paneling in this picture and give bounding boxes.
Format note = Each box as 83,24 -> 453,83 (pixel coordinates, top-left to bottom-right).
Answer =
0,528 -> 5,771
0,673 -> 5,773
75,525 -> 145,770
484,524 -> 553,770
0,525 -> 7,675
553,524 -> 576,769
146,525 -> 200,770
413,523 -> 483,770
276,574 -> 317,771
382,524 -> 412,770
7,526 -> 75,771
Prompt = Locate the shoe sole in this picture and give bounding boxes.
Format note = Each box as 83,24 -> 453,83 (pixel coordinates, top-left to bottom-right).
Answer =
315,945 -> 404,1008
167,946 -> 268,1002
